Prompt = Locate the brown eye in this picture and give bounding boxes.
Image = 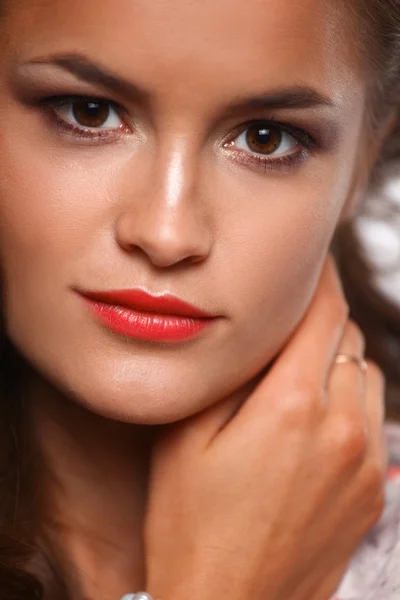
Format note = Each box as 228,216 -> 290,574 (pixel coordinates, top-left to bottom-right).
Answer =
230,121 -> 299,158
245,124 -> 282,155
72,100 -> 111,128
53,98 -> 124,131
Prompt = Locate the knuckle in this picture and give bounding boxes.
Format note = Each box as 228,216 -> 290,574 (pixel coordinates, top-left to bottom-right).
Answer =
328,416 -> 368,467
362,460 -> 386,495
365,489 -> 386,528
277,386 -> 325,427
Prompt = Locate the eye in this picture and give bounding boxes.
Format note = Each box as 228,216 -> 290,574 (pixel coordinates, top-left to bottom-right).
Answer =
233,122 -> 299,157
52,98 -> 125,131
223,119 -> 316,172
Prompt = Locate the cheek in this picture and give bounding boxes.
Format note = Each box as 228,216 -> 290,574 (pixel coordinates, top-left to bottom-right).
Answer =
215,172 -> 346,363
0,121 -> 130,282
0,147 -> 102,257
0,138 -> 109,345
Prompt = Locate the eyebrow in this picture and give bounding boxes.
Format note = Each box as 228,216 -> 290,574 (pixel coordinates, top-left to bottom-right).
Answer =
26,53 -> 335,111
27,53 -> 148,101
226,88 -> 335,112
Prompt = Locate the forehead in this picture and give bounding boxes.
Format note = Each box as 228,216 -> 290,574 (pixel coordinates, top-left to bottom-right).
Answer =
3,0 -> 362,108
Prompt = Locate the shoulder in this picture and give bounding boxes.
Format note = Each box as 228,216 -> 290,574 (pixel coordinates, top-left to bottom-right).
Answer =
333,421 -> 400,600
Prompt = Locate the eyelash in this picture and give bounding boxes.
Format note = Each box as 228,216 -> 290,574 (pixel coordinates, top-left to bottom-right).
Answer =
223,119 -> 316,172
41,95 -> 317,171
42,95 -> 131,141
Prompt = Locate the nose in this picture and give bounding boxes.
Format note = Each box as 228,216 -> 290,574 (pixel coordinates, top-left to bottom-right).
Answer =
115,145 -> 212,268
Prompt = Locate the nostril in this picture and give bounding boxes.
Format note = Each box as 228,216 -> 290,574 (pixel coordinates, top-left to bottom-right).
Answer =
115,211 -> 212,268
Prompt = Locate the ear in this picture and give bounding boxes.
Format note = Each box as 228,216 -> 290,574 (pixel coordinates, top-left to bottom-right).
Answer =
338,110 -> 398,223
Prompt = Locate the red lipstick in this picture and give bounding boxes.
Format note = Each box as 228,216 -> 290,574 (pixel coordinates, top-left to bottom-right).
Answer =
78,289 -> 216,342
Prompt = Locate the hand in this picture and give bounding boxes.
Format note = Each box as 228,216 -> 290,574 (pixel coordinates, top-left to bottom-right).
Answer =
144,255 -> 387,600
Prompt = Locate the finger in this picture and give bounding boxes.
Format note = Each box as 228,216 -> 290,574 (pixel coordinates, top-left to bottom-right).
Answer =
323,321 -> 368,463
325,358 -> 387,487
262,254 -> 349,394
363,361 -> 387,470
326,320 -> 366,402
345,362 -> 388,527
172,375 -> 264,449
310,559 -> 353,600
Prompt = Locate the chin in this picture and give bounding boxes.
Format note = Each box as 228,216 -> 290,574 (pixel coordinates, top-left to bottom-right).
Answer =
76,381 -> 214,425
22,351 -> 229,426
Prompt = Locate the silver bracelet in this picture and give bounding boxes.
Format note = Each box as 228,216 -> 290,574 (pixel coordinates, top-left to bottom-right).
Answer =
121,593 -> 155,600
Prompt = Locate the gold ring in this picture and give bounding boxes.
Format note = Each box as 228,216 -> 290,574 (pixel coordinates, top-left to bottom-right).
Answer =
334,354 -> 368,373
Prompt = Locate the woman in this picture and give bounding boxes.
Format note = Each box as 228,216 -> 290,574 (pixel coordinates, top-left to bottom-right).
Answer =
0,0 -> 399,598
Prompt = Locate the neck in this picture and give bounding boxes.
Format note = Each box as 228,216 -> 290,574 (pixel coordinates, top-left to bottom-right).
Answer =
22,365 -> 267,600
26,370 -> 152,600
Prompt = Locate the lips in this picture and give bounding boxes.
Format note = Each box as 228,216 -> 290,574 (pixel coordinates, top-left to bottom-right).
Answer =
78,288 -> 216,342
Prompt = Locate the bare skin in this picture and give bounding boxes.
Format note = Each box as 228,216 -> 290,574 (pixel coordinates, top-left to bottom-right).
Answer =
146,258 -> 387,600
0,0 -> 390,599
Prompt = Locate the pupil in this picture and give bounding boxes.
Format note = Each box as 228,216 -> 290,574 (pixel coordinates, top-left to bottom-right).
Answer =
256,128 -> 271,145
73,101 -> 110,127
246,124 -> 281,154
86,102 -> 102,117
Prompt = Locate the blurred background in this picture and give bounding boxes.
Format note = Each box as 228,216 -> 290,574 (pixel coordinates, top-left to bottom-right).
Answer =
356,168 -> 400,308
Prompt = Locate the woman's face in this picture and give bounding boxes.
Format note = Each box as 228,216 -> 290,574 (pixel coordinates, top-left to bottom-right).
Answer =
0,0 -> 371,423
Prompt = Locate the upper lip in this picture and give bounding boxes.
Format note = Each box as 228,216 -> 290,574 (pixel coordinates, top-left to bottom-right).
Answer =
78,288 -> 215,318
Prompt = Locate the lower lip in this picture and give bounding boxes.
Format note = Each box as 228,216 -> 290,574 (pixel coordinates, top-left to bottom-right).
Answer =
84,300 -> 214,342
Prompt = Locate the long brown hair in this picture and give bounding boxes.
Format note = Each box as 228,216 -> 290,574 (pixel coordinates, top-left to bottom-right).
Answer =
0,1 -> 400,598
334,0 -> 400,418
